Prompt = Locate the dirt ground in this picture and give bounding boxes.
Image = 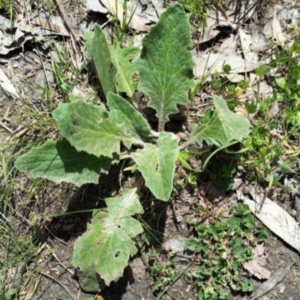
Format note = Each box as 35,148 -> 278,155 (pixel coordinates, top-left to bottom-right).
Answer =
18,181 -> 300,300
1,1 -> 300,300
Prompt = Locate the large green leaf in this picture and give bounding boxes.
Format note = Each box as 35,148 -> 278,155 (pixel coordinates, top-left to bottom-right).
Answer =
92,25 -> 116,98
132,132 -> 179,201
109,44 -> 140,97
73,188 -> 144,286
189,95 -> 252,146
135,4 -> 194,131
14,140 -> 111,186
53,96 -> 152,158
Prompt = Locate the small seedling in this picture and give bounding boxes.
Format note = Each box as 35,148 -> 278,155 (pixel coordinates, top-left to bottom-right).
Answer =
149,251 -> 177,292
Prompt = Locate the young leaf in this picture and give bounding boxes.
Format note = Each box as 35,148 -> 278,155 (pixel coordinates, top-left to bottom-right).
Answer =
275,77 -> 287,90
255,65 -> 271,77
109,44 -> 140,97
73,188 -> 144,286
92,25 -> 117,97
14,140 -> 111,186
53,97 -> 151,158
189,95 -> 252,146
107,92 -> 153,142
135,4 -> 194,131
132,132 -> 179,201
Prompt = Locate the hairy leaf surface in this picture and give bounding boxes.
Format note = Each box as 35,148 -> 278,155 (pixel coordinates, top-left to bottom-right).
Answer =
53,97 -> 151,158
135,4 -> 194,130
92,25 -> 116,97
132,132 -> 179,201
107,92 -> 153,143
109,44 -> 140,97
76,269 -> 106,293
15,140 -> 111,186
82,31 -> 93,57
189,95 -> 252,146
73,188 -> 144,286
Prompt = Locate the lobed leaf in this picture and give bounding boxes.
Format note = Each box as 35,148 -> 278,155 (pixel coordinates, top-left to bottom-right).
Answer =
14,139 -> 111,186
107,92 -> 153,144
53,96 -> 152,158
132,131 -> 179,201
73,188 -> 144,286
189,95 -> 252,146
135,4 -> 194,130
109,44 -> 140,97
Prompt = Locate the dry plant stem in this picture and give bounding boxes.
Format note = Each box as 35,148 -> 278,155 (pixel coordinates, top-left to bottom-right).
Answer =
212,0 -> 230,20
54,0 -> 81,44
38,271 -> 75,299
0,121 -> 13,133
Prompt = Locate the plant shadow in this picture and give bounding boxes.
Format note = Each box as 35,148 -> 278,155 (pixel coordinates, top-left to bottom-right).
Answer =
41,161 -> 168,299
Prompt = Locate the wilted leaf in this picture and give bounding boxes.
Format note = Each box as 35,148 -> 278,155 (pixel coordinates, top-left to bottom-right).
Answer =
73,188 -> 144,286
193,53 -> 258,78
135,4 -> 194,130
251,261 -> 295,300
92,25 -> 116,98
53,96 -> 151,158
271,12 -> 286,44
239,28 -> 258,69
189,95 -> 252,146
109,44 -> 140,97
0,68 -> 19,98
132,132 -> 179,201
15,140 -> 111,186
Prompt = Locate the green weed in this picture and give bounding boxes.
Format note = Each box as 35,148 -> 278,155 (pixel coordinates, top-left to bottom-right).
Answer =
178,0 -> 208,31
14,4 -> 252,292
0,205 -> 43,299
51,43 -> 85,103
149,251 -> 177,292
186,204 -> 267,299
0,0 -> 13,17
240,39 -> 300,183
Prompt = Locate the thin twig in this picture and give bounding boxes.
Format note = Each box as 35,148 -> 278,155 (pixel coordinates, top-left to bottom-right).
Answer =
0,121 -> 13,134
54,0 -> 81,44
37,271 -> 75,299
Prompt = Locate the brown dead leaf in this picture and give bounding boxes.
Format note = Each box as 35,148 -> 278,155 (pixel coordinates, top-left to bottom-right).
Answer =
279,284 -> 286,293
254,243 -> 266,257
243,244 -> 271,279
243,258 -> 271,279
251,261 -> 295,300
